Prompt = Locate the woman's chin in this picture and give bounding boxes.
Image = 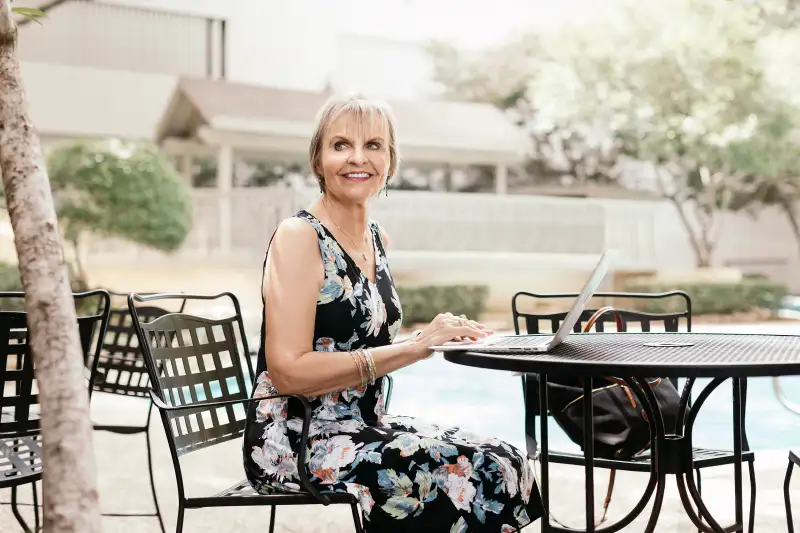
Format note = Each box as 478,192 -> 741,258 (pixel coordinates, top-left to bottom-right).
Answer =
334,184 -> 380,204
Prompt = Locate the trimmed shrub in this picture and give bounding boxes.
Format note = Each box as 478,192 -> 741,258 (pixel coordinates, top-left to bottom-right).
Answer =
396,284 -> 489,327
0,261 -> 98,312
622,278 -> 788,315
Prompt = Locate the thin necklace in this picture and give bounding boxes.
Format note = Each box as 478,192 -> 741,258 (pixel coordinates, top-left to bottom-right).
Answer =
322,200 -> 369,262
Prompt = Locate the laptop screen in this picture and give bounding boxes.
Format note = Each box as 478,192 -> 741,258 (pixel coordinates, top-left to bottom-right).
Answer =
548,249 -> 618,348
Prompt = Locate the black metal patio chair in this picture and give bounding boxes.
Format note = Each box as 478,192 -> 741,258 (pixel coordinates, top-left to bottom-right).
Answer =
127,291 -> 366,533
89,291 -> 187,533
512,290 -> 756,533
0,290 -> 111,532
772,376 -> 800,532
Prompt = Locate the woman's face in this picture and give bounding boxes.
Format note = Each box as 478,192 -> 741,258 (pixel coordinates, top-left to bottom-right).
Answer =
317,111 -> 390,204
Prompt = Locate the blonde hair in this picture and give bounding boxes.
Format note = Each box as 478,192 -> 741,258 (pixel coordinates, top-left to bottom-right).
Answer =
309,93 -> 400,193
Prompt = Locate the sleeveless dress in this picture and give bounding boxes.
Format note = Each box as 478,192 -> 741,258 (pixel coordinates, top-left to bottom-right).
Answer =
243,210 -> 543,532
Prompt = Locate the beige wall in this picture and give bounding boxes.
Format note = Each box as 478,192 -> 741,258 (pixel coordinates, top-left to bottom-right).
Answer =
17,2 -> 214,78
20,61 -> 176,140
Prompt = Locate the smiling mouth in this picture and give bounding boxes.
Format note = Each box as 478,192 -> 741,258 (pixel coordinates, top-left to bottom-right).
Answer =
343,172 -> 372,180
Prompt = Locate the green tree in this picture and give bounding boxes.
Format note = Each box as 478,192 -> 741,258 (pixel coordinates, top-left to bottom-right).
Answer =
46,139 -> 193,288
723,105 -> 800,253
529,0 -> 773,266
427,24 -> 623,189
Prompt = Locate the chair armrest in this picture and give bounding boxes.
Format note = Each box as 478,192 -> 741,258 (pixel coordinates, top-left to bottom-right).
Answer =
147,389 -> 332,505
148,389 -> 309,412
383,374 -> 394,411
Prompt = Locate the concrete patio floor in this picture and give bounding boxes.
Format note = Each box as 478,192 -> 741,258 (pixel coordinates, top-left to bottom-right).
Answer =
2,393 -> 800,533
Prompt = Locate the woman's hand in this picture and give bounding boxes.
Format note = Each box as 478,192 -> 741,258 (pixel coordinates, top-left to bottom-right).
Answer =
410,312 -> 493,360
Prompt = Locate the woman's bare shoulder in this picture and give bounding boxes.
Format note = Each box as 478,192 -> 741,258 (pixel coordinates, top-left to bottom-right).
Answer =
267,216 -> 322,269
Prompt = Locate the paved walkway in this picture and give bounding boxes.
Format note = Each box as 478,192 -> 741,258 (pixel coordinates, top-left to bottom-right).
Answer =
1,392 -> 799,533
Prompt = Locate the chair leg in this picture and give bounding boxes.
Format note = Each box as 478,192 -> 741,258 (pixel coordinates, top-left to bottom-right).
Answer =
350,501 -> 364,533
145,405 -> 166,533
748,461 -> 756,533
268,505 -> 276,533
32,481 -> 40,532
786,460 -> 795,533
11,485 -> 33,533
695,468 -> 703,533
175,501 -> 185,533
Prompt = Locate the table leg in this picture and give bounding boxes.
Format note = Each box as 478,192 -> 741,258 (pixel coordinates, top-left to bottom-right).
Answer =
674,377 -> 730,533
628,378 -> 668,533
537,377 -> 665,533
540,374 -> 551,533
732,378 -> 744,528
583,378 -> 596,532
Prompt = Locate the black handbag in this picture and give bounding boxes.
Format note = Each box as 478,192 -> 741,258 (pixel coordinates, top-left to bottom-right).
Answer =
545,306 -> 681,524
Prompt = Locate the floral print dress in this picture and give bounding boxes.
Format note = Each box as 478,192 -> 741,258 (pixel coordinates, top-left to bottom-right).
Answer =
243,210 -> 543,532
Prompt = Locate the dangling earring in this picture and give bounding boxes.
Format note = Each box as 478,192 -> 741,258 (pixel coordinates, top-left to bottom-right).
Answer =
385,175 -> 391,197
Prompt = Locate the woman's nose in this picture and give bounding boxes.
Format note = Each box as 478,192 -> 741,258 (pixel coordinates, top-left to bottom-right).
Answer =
348,146 -> 367,164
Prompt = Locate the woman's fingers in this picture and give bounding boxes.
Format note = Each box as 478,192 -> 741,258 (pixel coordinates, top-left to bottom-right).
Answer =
454,325 -> 489,339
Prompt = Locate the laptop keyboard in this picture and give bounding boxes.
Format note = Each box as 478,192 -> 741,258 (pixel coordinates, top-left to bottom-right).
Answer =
491,336 -> 551,347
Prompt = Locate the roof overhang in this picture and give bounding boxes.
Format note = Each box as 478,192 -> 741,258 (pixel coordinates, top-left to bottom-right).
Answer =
157,77 -> 531,166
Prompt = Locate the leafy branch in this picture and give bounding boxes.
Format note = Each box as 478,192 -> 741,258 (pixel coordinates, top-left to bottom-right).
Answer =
11,1 -> 46,25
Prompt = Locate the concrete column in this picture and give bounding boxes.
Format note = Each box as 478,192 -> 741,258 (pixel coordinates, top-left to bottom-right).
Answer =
179,153 -> 193,186
495,164 -> 508,195
217,144 -> 233,253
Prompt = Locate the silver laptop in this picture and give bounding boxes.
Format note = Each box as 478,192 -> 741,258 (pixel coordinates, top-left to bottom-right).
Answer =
430,249 -> 618,354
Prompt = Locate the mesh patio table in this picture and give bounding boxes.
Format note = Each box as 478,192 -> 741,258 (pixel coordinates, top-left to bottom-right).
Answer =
443,331 -> 800,533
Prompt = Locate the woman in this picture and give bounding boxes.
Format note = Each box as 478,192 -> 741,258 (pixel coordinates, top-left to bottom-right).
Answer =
243,93 -> 543,532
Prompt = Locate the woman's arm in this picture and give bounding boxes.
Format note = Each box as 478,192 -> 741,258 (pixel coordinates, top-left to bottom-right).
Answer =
263,218 -> 427,397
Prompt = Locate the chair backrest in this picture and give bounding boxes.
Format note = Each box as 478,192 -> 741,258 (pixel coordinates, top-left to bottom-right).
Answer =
127,292 -> 254,457
512,290 -> 691,458
511,290 -> 692,336
94,305 -> 171,397
0,290 -> 111,437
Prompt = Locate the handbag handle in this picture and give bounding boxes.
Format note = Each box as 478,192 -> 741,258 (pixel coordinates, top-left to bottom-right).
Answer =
582,305 -> 624,333
581,306 -> 663,390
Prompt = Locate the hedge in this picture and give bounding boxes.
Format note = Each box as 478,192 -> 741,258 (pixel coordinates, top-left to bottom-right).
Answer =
396,284 -> 489,327
622,277 -> 788,315
0,260 -> 96,312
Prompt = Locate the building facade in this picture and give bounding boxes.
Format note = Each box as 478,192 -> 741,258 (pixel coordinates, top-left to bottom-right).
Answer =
6,0 -> 798,322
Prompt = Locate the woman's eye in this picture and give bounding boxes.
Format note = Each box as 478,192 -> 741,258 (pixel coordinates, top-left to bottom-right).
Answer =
367,142 -> 381,150
334,141 -> 347,150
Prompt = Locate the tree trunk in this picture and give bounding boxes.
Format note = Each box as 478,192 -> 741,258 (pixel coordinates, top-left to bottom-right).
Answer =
778,199 -> 800,257
666,195 -> 713,268
67,233 -> 89,291
655,166 -> 715,268
0,3 -> 102,533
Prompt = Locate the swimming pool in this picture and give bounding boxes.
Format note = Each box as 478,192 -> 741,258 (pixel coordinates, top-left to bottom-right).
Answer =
389,321 -> 800,454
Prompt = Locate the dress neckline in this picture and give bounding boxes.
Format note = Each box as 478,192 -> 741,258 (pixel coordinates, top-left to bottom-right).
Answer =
300,210 -> 380,285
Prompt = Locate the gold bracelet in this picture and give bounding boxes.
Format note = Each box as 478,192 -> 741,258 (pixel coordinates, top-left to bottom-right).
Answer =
363,349 -> 377,385
356,348 -> 371,387
348,350 -> 366,386
355,348 -> 370,387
